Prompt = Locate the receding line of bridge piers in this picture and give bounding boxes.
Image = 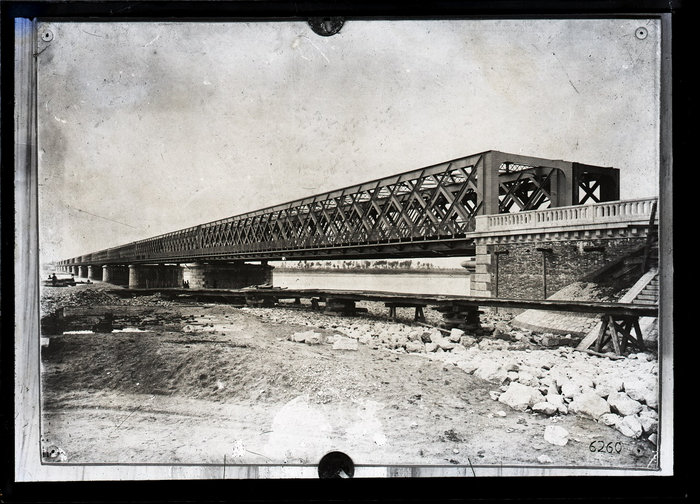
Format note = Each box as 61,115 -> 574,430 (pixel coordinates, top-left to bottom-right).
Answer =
78,265 -> 88,279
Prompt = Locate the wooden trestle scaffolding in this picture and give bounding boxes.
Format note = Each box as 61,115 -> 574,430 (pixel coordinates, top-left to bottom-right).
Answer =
104,287 -> 657,356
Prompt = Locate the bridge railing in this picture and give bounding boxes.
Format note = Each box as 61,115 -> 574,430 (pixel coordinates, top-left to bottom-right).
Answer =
475,197 -> 658,233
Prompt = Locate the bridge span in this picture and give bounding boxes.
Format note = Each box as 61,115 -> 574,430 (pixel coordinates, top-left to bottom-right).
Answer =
53,150 -> 657,296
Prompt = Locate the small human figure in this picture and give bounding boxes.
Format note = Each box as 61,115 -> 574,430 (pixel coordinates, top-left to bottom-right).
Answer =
51,273 -> 57,286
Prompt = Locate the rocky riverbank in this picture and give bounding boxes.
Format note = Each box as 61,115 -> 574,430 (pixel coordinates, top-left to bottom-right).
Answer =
249,299 -> 661,446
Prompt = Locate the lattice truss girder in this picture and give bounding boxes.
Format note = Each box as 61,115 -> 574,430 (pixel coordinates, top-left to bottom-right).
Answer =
577,172 -> 606,204
144,160 -> 483,257
72,152 -> 621,264
498,163 -> 558,213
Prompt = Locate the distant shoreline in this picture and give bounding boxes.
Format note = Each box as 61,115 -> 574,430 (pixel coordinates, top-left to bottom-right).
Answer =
273,268 -> 470,276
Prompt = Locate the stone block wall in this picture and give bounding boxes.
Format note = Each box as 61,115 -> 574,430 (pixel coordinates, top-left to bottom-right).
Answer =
472,237 -> 648,300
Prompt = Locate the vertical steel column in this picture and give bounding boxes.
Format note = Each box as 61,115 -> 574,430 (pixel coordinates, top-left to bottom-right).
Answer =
478,151 -> 503,216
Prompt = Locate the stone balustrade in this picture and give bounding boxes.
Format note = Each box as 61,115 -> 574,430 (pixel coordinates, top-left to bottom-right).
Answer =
475,198 -> 657,234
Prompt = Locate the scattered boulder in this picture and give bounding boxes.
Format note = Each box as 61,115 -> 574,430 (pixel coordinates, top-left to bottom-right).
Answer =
568,392 -> 610,420
544,425 -> 569,446
637,406 -> 658,434
545,393 -> 568,414
616,415 -> 643,439
532,402 -> 558,416
537,454 -> 553,464
450,344 -> 467,354
593,373 -> 624,398
498,382 -> 543,412
504,360 -> 520,372
560,379 -> 580,400
540,334 -> 561,347
516,370 -> 539,388
644,385 -> 659,409
475,361 -> 506,383
436,338 -> 457,351
449,328 -> 465,342
599,413 -> 623,427
492,321 -> 513,341
332,336 -> 359,351
425,342 -> 438,353
291,330 -> 323,344
460,335 -> 477,348
623,379 -> 651,403
405,341 -> 424,354
407,330 -> 423,342
607,392 -> 643,417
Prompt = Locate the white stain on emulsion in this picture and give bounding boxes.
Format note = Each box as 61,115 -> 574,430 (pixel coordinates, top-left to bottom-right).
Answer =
263,395 -> 334,463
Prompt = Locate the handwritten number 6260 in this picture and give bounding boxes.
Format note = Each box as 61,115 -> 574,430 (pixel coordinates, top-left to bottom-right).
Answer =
589,440 -> 622,454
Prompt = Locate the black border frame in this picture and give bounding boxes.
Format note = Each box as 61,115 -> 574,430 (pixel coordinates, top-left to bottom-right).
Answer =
1,1 -> 687,502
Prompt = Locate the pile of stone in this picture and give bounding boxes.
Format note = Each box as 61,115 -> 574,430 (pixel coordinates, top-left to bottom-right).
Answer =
41,285 -> 178,316
444,344 -> 660,444
312,320 -> 658,443
40,286 -> 123,316
249,304 -> 659,443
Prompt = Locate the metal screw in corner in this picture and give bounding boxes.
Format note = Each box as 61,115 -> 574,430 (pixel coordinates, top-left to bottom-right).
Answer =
635,27 -> 648,40
42,30 -> 54,42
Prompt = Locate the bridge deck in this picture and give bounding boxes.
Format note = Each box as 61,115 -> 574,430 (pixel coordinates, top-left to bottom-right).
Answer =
108,287 -> 658,318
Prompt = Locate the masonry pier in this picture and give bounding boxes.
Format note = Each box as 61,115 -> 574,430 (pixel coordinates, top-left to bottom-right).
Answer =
102,265 -> 130,286
120,261 -> 273,289
128,264 -> 184,289
87,265 -> 103,282
182,261 -> 274,289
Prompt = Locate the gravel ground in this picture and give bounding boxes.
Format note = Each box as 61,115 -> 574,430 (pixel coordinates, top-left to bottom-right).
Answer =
39,284 -> 661,469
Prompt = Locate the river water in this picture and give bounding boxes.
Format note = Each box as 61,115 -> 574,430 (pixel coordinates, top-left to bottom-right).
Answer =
273,270 -> 471,296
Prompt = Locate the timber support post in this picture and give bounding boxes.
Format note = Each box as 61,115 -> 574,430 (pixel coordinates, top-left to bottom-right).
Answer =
594,314 -> 647,355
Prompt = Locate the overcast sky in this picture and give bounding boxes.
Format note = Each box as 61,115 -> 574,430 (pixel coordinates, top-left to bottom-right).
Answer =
37,18 -> 661,263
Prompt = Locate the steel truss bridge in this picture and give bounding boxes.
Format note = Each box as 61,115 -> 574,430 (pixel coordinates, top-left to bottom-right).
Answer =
59,150 -> 621,266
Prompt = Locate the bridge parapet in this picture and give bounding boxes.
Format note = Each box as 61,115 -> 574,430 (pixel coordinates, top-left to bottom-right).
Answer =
475,198 -> 657,234
470,197 -> 659,299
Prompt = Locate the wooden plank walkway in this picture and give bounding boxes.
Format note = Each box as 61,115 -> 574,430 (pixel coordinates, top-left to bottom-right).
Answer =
106,287 -> 658,318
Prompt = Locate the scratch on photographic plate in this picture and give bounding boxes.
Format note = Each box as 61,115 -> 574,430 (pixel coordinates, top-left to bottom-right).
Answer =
302,35 -> 330,63
144,34 -> 160,47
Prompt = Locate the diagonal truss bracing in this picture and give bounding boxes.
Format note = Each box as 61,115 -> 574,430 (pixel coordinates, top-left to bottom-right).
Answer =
79,153 -> 486,264
62,151 -> 621,265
